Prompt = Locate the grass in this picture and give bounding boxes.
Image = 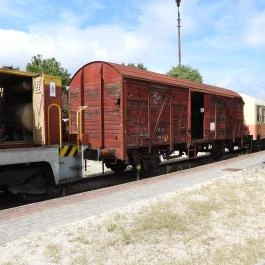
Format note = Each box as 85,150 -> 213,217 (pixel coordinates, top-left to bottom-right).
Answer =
1,165 -> 265,264
0,259 -> 26,265
44,243 -> 62,263
70,254 -> 88,265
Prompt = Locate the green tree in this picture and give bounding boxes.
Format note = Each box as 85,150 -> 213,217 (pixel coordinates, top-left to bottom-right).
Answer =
167,65 -> 203,83
26,54 -> 71,86
122,63 -> 147,71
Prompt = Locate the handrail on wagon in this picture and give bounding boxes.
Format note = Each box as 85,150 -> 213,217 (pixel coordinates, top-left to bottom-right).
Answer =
76,106 -> 87,151
48,103 -> 62,149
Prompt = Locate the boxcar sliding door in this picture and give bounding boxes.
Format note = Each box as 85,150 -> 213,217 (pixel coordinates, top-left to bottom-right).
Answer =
190,92 -> 204,140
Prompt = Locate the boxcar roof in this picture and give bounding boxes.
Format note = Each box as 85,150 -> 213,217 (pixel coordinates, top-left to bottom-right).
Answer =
72,61 -> 242,99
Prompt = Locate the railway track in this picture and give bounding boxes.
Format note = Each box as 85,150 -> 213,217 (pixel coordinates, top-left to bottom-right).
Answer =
2,150 -> 264,247
0,150 -> 245,211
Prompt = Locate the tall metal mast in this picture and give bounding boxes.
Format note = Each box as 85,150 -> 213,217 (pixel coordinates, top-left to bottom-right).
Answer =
175,0 -> 182,66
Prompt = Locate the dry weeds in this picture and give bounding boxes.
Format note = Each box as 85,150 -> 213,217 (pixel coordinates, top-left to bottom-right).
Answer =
1,165 -> 265,265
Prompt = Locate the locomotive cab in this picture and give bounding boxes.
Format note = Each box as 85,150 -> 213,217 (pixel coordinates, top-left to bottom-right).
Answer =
0,70 -> 35,145
0,69 -> 62,147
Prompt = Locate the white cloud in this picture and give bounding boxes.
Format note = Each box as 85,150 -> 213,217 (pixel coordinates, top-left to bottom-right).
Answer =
0,24 -> 152,74
59,9 -> 84,27
72,0 -> 105,9
243,10 -> 265,47
0,0 -> 180,75
0,0 -> 265,100
214,65 -> 265,99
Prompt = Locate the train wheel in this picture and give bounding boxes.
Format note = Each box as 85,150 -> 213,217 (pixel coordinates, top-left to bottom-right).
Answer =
106,160 -> 127,174
212,142 -> 224,161
140,154 -> 160,173
188,150 -> 198,158
19,173 -> 48,202
228,143 -> 234,153
212,150 -> 221,161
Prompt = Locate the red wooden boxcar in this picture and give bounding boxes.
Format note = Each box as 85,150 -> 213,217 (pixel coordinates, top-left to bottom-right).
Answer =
69,61 -> 244,172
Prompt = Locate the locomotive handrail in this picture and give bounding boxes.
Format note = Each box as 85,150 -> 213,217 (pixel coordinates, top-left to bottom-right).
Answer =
76,106 -> 87,151
48,103 -> 62,148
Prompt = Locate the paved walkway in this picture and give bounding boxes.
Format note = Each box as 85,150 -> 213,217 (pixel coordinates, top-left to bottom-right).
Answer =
1,151 -> 265,245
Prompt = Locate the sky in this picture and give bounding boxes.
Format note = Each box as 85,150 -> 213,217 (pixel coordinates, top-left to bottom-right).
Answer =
1,0 -> 265,98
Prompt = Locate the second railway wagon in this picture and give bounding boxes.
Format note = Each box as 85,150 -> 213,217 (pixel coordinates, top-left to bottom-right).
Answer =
241,93 -> 265,140
241,93 -> 265,151
69,61 -> 245,172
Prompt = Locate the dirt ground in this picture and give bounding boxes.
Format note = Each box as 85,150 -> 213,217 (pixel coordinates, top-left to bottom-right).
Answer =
1,164 -> 265,265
